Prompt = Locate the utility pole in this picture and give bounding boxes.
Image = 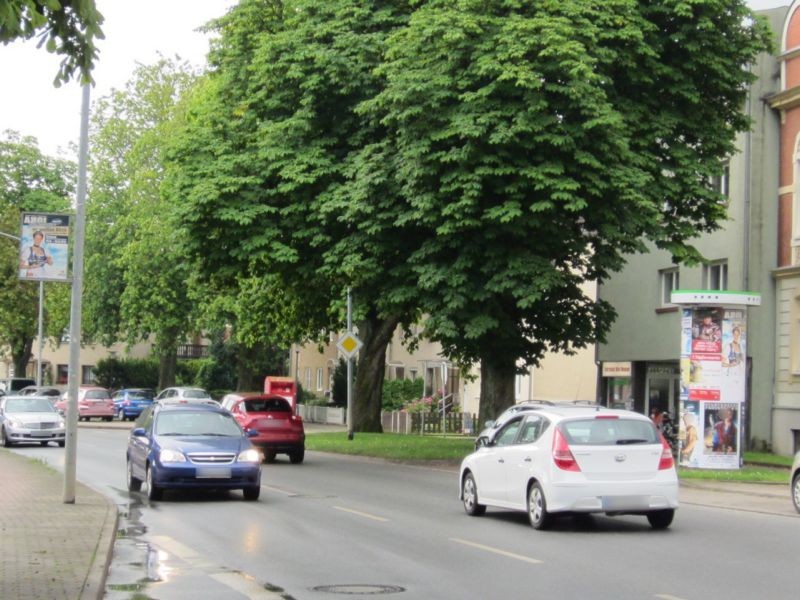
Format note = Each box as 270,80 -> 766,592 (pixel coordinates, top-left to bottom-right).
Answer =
63,83 -> 90,504
346,287 -> 354,441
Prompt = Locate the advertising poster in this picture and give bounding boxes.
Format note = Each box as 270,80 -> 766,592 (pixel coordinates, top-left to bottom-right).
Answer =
18,212 -> 70,282
678,306 -> 745,469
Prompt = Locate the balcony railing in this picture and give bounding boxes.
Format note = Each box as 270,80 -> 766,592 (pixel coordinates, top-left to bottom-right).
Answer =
177,344 -> 209,359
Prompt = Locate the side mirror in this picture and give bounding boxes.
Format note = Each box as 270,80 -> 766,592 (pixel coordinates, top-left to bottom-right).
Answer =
246,429 -> 258,438
474,436 -> 489,450
131,427 -> 147,438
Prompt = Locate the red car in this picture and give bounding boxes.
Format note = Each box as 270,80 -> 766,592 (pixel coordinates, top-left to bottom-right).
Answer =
55,386 -> 115,421
221,393 -> 305,463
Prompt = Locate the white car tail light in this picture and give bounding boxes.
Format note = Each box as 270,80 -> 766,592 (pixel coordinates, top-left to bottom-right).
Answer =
552,427 -> 580,472
658,434 -> 674,470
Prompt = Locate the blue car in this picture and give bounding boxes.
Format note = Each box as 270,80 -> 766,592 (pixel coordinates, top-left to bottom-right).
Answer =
113,388 -> 156,421
126,402 -> 262,501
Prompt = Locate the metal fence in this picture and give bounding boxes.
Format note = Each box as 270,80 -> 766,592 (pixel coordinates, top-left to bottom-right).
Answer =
297,404 -> 476,435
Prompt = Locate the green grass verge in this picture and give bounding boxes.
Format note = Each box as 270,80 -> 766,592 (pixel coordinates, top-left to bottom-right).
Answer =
306,432 -> 794,483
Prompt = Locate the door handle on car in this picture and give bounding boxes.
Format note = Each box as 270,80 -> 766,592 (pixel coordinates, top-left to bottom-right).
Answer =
524,457 -> 532,462
498,458 -> 505,464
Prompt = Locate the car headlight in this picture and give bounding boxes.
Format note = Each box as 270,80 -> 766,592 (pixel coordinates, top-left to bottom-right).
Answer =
57,418 -> 66,428
159,449 -> 186,463
6,418 -> 22,428
237,449 -> 260,463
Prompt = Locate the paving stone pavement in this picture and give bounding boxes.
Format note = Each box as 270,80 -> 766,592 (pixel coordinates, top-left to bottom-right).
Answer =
0,449 -> 117,600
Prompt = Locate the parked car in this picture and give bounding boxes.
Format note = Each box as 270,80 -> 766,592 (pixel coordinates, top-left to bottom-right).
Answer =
459,405 -> 679,530
154,387 -> 216,405
113,388 -> 156,421
126,402 -> 262,501
0,377 -> 37,397
18,386 -> 63,399
792,451 -> 800,514
0,395 -> 66,447
221,392 -> 305,464
55,386 -> 115,421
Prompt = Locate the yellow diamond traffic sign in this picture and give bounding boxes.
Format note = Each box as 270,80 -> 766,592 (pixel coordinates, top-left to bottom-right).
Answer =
337,332 -> 363,358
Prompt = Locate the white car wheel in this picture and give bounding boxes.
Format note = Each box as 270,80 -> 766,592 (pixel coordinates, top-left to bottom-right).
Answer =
792,472 -> 800,514
528,482 -> 552,530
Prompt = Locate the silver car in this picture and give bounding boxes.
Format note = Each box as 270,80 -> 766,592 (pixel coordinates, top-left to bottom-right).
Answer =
0,395 -> 66,447
792,451 -> 800,514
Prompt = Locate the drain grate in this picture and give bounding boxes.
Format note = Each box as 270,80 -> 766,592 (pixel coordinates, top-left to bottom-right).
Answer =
311,584 -> 405,595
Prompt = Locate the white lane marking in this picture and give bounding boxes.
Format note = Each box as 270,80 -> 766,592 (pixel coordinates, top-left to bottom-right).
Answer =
211,572 -> 284,599
450,538 -> 543,565
150,535 -> 284,598
655,595 -> 689,600
333,505 -> 389,522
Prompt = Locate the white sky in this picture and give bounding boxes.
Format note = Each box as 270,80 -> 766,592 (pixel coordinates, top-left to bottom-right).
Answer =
0,0 -> 792,159
0,0 -> 233,157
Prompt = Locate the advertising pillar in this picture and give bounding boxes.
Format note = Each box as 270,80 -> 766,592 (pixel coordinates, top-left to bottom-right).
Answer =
672,291 -> 760,470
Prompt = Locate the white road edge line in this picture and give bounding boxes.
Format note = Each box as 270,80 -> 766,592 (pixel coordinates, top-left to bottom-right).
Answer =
654,595 -> 689,600
260,484 -> 297,496
450,538 -> 543,565
333,505 -> 389,522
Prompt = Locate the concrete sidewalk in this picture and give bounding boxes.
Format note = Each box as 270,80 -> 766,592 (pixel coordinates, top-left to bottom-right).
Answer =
0,449 -> 117,600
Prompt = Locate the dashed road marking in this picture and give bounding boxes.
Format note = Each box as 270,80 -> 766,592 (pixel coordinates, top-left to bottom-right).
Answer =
450,538 -> 543,565
333,505 -> 389,522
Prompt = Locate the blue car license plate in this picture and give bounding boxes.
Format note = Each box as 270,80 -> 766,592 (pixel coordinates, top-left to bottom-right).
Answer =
196,467 -> 231,479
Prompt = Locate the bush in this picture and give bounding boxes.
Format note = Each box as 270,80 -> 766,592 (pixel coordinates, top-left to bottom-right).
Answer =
94,358 -> 159,390
382,378 -> 424,411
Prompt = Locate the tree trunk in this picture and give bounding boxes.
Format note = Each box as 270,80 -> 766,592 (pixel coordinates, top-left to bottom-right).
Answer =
235,345 -> 261,392
478,356 -> 516,429
353,311 -> 401,432
158,349 -> 177,389
12,336 -> 33,378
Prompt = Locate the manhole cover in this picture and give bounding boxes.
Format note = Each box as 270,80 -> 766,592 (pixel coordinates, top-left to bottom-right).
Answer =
311,584 -> 405,595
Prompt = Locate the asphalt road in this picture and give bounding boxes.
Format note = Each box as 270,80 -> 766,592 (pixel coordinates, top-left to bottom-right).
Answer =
13,428 -> 800,600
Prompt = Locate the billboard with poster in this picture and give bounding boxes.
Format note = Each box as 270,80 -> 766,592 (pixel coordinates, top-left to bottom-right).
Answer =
18,212 -> 70,282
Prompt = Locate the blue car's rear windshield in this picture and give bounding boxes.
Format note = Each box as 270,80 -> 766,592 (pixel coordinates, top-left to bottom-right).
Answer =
155,411 -> 242,437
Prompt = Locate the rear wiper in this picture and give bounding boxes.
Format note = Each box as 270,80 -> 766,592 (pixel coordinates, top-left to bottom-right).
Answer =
615,439 -> 649,445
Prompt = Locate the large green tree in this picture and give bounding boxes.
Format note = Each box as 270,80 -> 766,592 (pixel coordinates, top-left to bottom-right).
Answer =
83,58 -> 198,388
0,131 -> 74,375
0,0 -> 104,84
169,0 -> 420,430
367,0 -> 772,424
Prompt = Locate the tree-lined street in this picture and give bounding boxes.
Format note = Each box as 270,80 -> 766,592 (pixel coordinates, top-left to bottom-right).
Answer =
12,429 -> 799,599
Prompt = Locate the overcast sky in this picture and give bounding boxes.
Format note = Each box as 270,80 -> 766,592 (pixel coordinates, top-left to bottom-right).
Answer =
0,0 -> 233,157
0,0 -> 793,158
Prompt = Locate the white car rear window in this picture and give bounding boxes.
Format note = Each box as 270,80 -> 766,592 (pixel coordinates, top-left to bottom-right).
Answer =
560,418 -> 659,446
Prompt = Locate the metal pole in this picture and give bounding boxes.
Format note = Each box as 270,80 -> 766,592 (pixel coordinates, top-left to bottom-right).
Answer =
63,83 -> 90,504
36,281 -> 43,385
346,287 -> 354,441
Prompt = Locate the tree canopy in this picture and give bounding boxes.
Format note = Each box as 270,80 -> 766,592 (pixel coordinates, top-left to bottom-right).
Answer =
0,0 -> 104,84
0,131 -> 74,375
167,0 -> 773,427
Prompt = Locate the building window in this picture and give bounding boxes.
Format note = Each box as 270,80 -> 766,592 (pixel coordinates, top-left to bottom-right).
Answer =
710,163 -> 730,200
515,375 -> 523,400
660,268 -> 680,306
304,367 -> 312,392
56,364 -> 68,384
409,368 -> 418,381
316,368 -> 323,391
703,261 -> 728,291
791,292 -> 800,375
81,365 -> 96,385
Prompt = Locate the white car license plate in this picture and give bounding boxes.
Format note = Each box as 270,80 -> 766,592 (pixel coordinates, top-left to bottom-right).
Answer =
196,467 -> 231,479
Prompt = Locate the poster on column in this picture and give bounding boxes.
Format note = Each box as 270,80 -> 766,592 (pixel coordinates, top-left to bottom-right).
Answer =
678,306 -> 745,469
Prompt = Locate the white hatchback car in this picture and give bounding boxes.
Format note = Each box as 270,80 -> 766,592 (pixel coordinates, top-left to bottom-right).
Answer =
459,405 -> 678,530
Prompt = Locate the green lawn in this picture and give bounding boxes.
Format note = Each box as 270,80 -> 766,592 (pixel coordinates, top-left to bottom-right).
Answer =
306,432 -> 793,483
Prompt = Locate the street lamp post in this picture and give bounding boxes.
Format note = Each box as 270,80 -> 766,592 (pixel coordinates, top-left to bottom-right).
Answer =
0,231 -> 44,385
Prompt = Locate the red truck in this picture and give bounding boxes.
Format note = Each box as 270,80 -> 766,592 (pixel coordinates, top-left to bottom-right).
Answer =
263,376 -> 297,410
